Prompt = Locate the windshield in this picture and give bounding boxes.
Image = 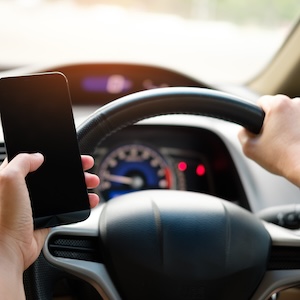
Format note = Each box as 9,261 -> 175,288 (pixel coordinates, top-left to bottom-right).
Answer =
0,0 -> 299,84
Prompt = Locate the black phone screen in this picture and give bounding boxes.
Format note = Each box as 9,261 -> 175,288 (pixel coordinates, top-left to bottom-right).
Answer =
0,72 -> 90,228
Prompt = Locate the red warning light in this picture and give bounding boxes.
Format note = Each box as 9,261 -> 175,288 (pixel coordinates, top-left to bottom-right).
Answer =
196,164 -> 206,176
178,162 -> 187,172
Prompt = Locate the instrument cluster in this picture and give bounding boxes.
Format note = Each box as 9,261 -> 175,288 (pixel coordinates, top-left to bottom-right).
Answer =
93,125 -> 249,209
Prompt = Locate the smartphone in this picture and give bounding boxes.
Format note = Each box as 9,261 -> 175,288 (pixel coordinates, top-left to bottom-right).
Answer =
0,72 -> 90,229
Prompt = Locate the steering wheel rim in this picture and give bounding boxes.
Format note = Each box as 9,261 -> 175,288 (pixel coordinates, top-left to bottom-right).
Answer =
25,87 -> 298,300
77,87 -> 264,155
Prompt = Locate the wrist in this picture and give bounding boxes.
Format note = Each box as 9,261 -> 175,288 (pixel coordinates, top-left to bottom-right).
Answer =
0,252 -> 25,299
281,156 -> 300,188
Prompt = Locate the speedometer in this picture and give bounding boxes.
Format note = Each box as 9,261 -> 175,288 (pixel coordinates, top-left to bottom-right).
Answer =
98,144 -> 183,201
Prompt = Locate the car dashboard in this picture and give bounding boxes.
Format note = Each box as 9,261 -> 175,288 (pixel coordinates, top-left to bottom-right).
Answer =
1,62 -> 300,214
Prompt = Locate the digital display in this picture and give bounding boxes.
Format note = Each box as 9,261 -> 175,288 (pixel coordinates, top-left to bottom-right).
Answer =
48,63 -> 204,105
82,75 -> 132,94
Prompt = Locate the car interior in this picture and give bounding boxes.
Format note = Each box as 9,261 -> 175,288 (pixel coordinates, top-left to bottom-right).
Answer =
1,1 -> 300,299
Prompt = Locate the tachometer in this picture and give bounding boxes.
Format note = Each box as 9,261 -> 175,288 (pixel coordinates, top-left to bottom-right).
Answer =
98,144 -> 180,200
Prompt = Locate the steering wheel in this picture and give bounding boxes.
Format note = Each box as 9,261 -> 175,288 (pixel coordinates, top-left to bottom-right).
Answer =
24,87 -> 300,300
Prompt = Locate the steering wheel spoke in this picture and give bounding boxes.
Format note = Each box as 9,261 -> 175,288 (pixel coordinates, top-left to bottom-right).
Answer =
43,205 -> 121,300
251,222 -> 300,299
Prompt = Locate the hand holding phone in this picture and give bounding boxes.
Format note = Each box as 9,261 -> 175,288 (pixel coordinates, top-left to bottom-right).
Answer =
0,72 -> 90,229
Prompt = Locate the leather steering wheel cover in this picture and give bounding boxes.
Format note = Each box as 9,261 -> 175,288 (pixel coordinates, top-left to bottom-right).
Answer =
77,87 -> 264,154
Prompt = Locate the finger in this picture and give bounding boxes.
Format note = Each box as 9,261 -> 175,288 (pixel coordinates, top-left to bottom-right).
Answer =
257,95 -> 273,112
88,193 -> 100,208
2,153 -> 44,178
238,128 -> 256,146
238,128 -> 249,147
81,155 -> 95,171
293,97 -> 300,104
238,128 -> 259,159
84,172 -> 100,189
258,94 -> 291,114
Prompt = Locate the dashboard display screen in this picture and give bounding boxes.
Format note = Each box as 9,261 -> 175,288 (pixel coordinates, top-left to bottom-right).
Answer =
82,75 -> 132,94
47,63 -> 205,105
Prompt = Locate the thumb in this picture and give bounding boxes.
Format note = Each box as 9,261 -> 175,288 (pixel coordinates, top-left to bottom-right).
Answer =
7,153 -> 44,178
238,128 -> 258,159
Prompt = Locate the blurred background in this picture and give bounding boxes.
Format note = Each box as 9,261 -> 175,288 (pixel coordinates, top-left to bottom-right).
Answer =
0,0 -> 299,83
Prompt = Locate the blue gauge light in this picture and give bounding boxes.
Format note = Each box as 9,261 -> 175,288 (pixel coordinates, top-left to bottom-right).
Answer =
98,144 -> 174,201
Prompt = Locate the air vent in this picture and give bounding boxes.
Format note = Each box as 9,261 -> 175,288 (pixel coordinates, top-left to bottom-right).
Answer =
48,234 -> 103,263
268,246 -> 300,270
0,143 -> 6,164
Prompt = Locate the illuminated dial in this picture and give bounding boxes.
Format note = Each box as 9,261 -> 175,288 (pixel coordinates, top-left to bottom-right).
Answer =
98,144 -> 177,201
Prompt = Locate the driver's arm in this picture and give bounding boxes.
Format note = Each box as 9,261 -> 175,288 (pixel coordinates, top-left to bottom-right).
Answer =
0,153 -> 100,299
238,94 -> 300,187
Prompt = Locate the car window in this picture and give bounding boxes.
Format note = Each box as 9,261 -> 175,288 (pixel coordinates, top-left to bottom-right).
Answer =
0,0 -> 299,84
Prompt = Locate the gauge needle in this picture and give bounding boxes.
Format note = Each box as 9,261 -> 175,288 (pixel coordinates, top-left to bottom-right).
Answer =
104,173 -> 134,185
104,173 -> 144,189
